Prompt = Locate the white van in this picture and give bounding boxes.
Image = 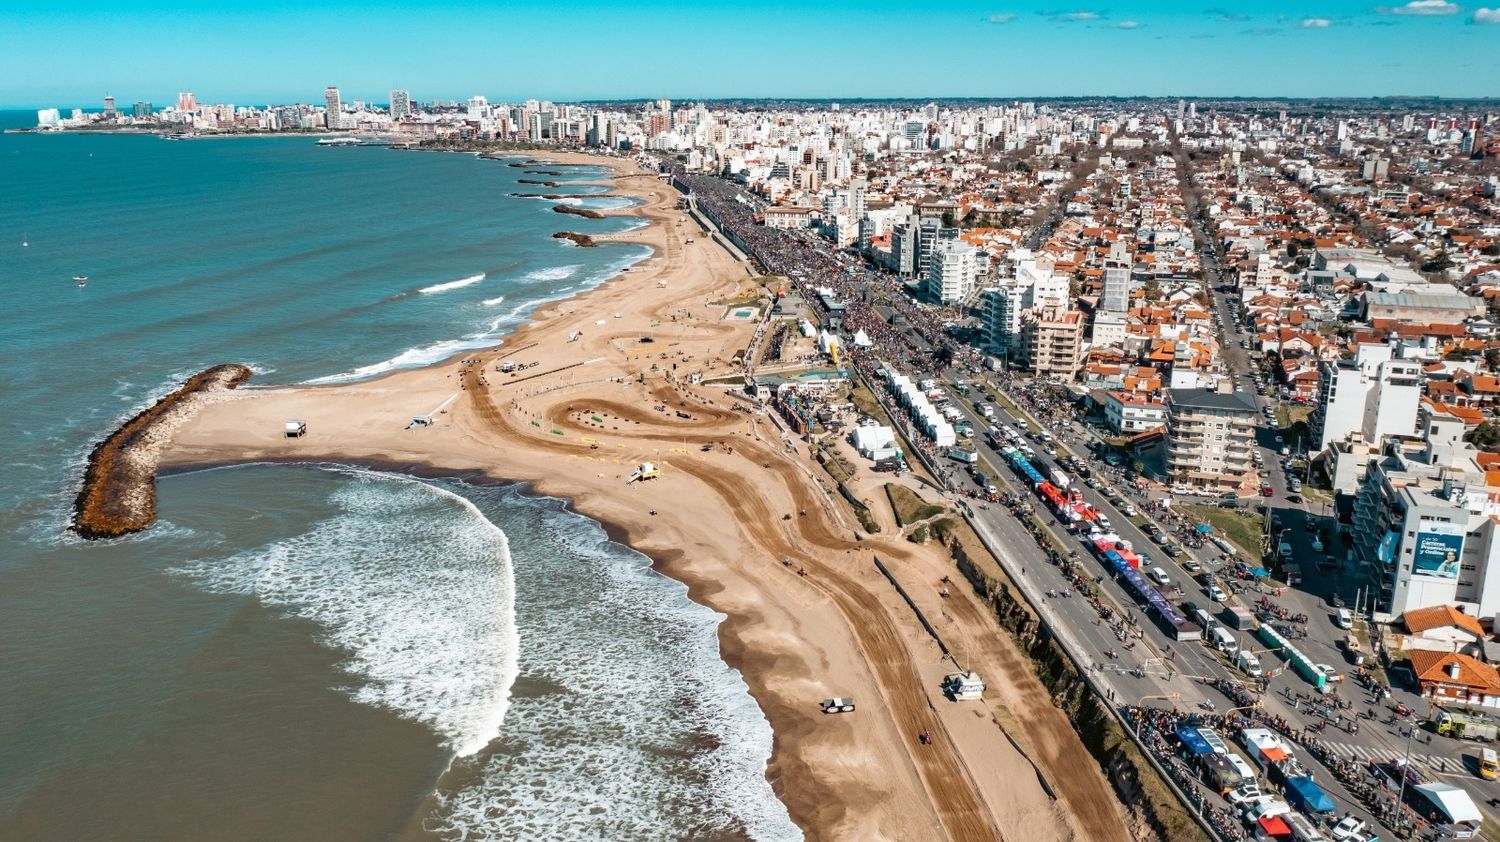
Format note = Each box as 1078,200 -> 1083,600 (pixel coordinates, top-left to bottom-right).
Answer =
1211,627 -> 1238,656
1193,607 -> 1216,631
1237,650 -> 1263,677
1148,567 -> 1171,587
1335,608 -> 1353,630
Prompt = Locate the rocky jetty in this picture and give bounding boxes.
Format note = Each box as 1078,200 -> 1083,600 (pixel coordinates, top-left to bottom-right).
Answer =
525,169 -> 565,176
511,192 -> 570,199
516,178 -> 559,186
552,231 -> 597,247
73,364 -> 252,539
552,204 -> 606,219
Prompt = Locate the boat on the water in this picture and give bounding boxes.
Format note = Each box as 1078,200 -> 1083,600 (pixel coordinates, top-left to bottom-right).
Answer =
73,275 -> 88,287
315,137 -> 362,147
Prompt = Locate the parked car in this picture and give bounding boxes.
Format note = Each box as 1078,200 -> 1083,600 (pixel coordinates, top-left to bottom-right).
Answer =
1182,560 -> 1202,574
1208,584 -> 1228,602
1261,486 -> 1274,497
1329,817 -> 1369,841
1311,536 -> 1324,552
1224,780 -> 1260,810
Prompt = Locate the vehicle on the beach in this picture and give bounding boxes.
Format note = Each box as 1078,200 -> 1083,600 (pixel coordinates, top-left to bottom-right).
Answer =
942,671 -> 986,701
820,697 -> 856,714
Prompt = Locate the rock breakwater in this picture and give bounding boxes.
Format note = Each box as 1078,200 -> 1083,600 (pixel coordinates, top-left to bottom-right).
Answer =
551,231 -> 597,247
552,204 -> 606,219
72,364 -> 252,539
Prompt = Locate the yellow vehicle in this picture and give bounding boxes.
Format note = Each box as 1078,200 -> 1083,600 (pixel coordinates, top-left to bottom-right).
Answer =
1480,747 -> 1498,781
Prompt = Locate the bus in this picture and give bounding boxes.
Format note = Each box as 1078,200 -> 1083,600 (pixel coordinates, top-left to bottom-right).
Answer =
1480,747 -> 1498,781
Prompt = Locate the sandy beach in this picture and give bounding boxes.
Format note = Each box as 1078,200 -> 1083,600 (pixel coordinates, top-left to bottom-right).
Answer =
161,152 -> 1131,841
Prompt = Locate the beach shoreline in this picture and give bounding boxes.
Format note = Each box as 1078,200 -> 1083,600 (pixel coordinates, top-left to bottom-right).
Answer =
156,151 -> 1118,841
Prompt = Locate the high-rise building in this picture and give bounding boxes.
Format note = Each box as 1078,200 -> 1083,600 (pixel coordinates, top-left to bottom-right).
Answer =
389,89 -> 412,120
1020,306 -> 1084,381
177,92 -> 197,112
925,239 -> 979,305
980,284 -> 1026,358
323,85 -> 342,129
1164,386 -> 1257,493
1310,343 -> 1422,454
1350,411 -> 1500,618
132,101 -> 153,119
847,178 -> 867,223
103,96 -> 116,118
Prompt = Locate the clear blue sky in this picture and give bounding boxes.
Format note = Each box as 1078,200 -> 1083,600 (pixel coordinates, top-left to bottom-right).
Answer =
1,0 -> 1496,107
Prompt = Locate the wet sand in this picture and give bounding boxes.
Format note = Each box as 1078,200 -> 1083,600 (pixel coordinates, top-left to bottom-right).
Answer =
162,152 -> 1129,841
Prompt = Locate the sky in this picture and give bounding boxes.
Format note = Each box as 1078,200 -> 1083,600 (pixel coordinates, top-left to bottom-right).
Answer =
0,0 -> 1497,107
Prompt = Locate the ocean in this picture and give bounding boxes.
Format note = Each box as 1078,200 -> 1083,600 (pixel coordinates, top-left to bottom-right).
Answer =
0,111 -> 799,841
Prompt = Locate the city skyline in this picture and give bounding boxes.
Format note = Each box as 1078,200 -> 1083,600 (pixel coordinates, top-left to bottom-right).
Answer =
2,0 -> 1499,107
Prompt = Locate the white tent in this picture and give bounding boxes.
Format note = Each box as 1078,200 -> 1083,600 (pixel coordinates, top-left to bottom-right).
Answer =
1413,783 -> 1482,825
852,329 -> 874,347
852,425 -> 896,458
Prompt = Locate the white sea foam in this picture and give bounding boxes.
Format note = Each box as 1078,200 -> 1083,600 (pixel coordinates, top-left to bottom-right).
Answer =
300,336 -> 499,385
171,469 -> 519,758
520,264 -> 581,284
479,295 -> 506,306
429,488 -> 799,841
419,273 -> 486,295
299,249 -> 644,386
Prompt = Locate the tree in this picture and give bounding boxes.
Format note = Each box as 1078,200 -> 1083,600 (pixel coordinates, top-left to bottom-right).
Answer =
1469,421 -> 1500,452
1486,349 -> 1500,373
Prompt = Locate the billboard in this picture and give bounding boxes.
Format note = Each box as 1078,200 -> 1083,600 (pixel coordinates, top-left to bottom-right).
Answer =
1412,524 -> 1464,579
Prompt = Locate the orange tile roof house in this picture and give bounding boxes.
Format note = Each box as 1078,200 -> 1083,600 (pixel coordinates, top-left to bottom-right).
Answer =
1407,650 -> 1500,708
1401,605 -> 1487,656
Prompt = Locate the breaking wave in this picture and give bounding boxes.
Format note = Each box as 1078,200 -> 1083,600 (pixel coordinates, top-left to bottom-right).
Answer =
419,273 -> 486,294
171,469 -> 519,758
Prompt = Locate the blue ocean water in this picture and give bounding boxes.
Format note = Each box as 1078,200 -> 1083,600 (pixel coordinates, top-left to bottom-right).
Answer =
0,111 -> 797,841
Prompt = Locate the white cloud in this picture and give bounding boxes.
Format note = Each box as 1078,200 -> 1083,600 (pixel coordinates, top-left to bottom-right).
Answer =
1378,0 -> 1461,13
1475,6 -> 1500,21
1299,17 -> 1333,27
1055,10 -> 1101,22
986,12 -> 1016,23
1115,20 -> 1140,28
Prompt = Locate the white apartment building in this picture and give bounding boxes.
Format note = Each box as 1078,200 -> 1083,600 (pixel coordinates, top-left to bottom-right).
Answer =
1101,390 -> 1168,433
1353,414 -> 1500,619
980,283 -> 1025,358
1310,343 -> 1423,454
926,239 -> 979,305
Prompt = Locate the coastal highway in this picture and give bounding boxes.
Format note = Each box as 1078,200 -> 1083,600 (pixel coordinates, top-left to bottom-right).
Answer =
927,384 -> 1398,832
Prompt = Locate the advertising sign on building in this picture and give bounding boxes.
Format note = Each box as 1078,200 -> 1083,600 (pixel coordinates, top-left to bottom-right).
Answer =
1412,523 -> 1464,579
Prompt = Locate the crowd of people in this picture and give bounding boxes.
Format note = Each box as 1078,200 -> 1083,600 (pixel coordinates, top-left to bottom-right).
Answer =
664,163 -> 1456,842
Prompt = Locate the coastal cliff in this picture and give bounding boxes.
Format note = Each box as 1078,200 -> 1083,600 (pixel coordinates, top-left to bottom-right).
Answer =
73,364 -> 252,539
552,231 -> 597,247
552,204 -> 606,219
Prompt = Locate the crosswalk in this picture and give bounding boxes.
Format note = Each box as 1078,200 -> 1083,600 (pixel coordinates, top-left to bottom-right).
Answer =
1320,740 -> 1452,770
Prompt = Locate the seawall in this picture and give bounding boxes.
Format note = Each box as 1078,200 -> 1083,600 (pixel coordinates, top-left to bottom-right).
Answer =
73,364 -> 252,539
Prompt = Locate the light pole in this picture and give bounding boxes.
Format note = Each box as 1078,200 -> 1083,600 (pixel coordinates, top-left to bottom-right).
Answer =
1391,718 -> 1417,837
